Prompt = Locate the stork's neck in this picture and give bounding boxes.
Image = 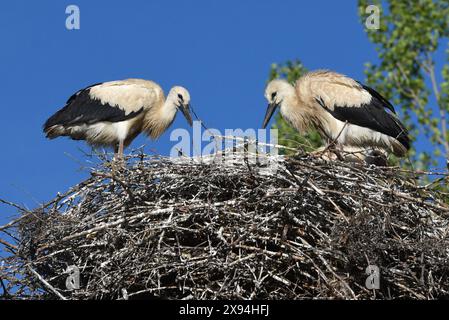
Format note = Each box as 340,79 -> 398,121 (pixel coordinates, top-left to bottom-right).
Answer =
279,92 -> 309,132
142,93 -> 177,140
160,93 -> 178,121
279,89 -> 299,122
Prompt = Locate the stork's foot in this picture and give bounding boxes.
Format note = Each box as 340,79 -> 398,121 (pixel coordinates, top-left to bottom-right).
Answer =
310,146 -> 344,161
364,150 -> 388,166
111,156 -> 126,175
312,146 -> 388,166
338,147 -> 388,166
338,147 -> 366,163
103,152 -> 126,176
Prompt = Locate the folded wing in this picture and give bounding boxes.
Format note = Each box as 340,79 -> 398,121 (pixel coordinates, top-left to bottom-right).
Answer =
310,73 -> 410,151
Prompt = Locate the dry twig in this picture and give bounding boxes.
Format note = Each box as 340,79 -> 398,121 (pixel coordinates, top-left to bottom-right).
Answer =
1,148 -> 449,299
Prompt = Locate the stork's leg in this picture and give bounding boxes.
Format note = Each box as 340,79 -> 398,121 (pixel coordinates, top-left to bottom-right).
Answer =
114,144 -> 119,159
118,140 -> 124,159
112,141 -> 125,175
113,141 -> 124,161
311,145 -> 342,161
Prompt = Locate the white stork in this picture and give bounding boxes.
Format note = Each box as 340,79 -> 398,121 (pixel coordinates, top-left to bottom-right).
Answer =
263,70 -> 410,157
44,79 -> 193,157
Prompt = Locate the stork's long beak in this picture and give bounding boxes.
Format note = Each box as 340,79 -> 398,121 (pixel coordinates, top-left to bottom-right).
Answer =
181,103 -> 193,127
262,102 -> 278,129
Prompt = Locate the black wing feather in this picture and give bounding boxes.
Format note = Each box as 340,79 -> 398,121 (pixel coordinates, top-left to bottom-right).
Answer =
65,82 -> 104,105
44,85 -> 144,130
357,82 -> 396,114
315,91 -> 410,151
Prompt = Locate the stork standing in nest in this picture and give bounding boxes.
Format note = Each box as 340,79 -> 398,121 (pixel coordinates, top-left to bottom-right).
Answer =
262,70 -> 410,160
44,79 -> 193,158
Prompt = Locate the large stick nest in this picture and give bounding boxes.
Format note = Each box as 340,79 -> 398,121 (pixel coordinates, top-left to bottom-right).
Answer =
1,148 -> 449,300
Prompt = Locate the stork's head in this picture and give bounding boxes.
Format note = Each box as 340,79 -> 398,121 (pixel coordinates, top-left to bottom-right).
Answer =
262,79 -> 295,129
168,86 -> 193,127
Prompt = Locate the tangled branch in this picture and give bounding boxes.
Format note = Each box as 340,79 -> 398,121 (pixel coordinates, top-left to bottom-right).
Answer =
1,148 -> 448,299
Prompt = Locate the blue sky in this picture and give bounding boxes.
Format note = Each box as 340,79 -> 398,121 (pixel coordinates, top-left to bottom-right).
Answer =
0,0 -> 444,228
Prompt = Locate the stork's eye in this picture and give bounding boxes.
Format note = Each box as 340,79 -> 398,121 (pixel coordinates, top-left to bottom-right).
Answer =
271,92 -> 277,99
178,94 -> 184,101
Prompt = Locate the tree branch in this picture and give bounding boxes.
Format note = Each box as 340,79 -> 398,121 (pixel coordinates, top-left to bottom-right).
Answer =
426,55 -> 449,159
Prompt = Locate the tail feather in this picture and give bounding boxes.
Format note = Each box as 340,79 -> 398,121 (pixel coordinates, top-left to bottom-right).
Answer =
390,136 -> 408,157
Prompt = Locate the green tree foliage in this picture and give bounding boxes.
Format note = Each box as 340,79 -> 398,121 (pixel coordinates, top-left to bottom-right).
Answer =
358,0 -> 449,170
